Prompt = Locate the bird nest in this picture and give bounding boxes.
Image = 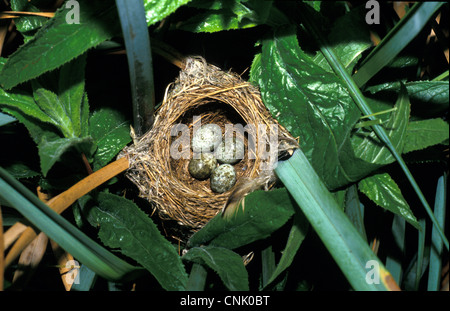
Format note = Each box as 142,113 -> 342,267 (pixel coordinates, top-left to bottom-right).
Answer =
119,57 -> 297,230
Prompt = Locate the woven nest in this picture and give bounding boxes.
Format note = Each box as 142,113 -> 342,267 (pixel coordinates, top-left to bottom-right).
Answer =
119,57 -> 297,230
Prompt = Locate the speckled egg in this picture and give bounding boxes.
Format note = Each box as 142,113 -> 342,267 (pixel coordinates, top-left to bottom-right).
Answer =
215,137 -> 245,164
188,152 -> 217,180
210,164 -> 236,193
191,124 -> 222,153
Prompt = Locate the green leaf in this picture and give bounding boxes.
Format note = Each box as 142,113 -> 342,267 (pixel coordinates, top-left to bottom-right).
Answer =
0,167 -> 140,282
0,85 -> 54,126
0,105 -> 60,147
312,6 -> 372,74
353,2 -> 444,87
11,0 -> 48,37
351,83 -> 410,165
264,212 -> 309,288
403,118 -> 449,154
3,162 -> 40,179
89,108 -> 131,170
358,173 -> 419,229
183,246 -> 249,291
116,0 -> 155,136
1,56 -> 89,138
344,185 -> 367,241
188,188 -> 296,249
90,192 -> 188,291
0,0 -> 121,89
253,26 -> 362,189
275,149 -> 394,291
297,3 -> 448,250
186,263 -> 207,291
58,54 -> 89,137
176,0 -> 273,32
366,81 -> 449,117
144,0 -> 192,26
32,87 -> 75,138
38,136 -> 94,176
428,174 -> 446,291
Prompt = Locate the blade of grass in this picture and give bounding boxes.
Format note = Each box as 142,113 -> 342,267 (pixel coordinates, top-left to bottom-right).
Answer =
115,0 -> 155,136
0,166 -> 140,281
385,215 -> 406,285
275,149 -> 399,291
432,70 -> 449,81
2,157 -> 129,266
415,219 -> 426,290
428,174 -> 446,291
353,2 -> 444,87
299,3 -> 448,251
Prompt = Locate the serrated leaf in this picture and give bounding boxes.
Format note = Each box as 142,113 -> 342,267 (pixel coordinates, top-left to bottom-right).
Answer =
39,136 -> 94,176
183,246 -> 249,291
3,163 -> 40,179
403,118 -> 449,154
89,108 -> 131,170
32,87 -> 75,138
0,105 -> 61,150
351,83 -> 410,165
353,2 -> 444,87
91,192 -> 188,291
144,0 -> 192,26
312,6 -> 372,74
0,0 -> 121,89
1,56 -> 89,138
0,84 -> 54,127
252,26 -> 362,189
188,188 -> 296,249
358,173 -> 419,229
58,54 -> 89,137
366,81 -> 449,117
11,0 -> 48,36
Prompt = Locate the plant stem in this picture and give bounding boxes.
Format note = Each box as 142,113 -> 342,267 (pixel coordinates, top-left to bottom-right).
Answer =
116,0 -> 155,136
299,3 -> 449,251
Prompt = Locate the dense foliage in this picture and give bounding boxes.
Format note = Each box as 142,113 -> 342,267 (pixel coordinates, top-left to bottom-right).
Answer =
0,0 -> 448,291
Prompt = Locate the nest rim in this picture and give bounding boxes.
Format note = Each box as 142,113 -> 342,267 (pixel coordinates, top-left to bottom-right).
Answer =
120,57 -> 296,230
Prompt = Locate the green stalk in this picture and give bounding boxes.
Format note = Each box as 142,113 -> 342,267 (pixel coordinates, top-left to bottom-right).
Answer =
427,174 -> 446,291
415,219 -> 427,290
0,167 -> 141,281
432,70 -> 449,81
116,0 -> 155,136
353,2 -> 444,87
275,150 -> 396,291
299,3 -> 448,251
385,215 -> 406,285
